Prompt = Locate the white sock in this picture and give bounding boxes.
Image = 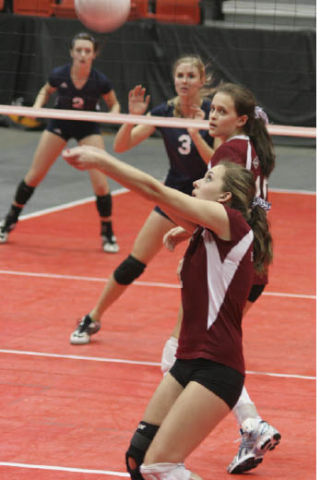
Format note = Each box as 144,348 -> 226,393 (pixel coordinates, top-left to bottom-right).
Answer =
232,386 -> 262,426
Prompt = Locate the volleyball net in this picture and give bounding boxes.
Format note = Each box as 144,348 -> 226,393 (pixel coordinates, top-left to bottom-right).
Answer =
0,0 -> 316,138
0,104 -> 316,139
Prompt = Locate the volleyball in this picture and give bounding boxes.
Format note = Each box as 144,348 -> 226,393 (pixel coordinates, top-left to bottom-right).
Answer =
74,0 -> 131,33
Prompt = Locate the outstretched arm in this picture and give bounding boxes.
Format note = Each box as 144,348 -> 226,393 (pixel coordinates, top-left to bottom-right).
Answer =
63,146 -> 229,237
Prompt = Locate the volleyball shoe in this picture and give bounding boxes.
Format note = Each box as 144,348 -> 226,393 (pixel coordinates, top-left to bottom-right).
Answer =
0,220 -> 15,243
102,234 -> 119,253
227,418 -> 281,474
70,314 -> 101,345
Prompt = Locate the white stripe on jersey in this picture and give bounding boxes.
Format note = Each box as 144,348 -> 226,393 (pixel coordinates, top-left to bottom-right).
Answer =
246,140 -> 252,170
203,229 -> 254,330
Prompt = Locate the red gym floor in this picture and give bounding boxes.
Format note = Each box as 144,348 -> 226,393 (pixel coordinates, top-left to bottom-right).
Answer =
0,189 -> 316,479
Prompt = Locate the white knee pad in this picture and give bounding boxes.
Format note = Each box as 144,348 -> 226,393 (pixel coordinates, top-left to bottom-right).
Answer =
140,462 -> 191,480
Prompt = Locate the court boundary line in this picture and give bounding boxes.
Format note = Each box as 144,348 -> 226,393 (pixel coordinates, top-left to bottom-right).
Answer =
0,269 -> 315,299
0,349 -> 315,380
18,187 -> 128,221
0,461 -> 129,477
17,186 -> 315,222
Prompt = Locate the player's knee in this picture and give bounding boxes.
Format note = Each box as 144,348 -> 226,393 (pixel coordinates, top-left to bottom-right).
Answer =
96,193 -> 112,218
14,180 -> 35,206
114,255 -> 146,285
140,463 -> 191,480
125,421 -> 159,480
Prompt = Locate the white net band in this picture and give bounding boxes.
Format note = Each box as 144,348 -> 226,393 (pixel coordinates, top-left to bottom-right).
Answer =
0,104 -> 315,139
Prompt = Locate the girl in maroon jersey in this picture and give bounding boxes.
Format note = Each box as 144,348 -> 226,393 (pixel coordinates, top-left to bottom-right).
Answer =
162,82 -> 280,475
63,142 -> 272,480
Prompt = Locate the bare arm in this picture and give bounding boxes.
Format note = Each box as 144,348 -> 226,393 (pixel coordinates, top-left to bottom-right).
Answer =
102,89 -> 121,113
113,85 -> 155,152
63,146 -> 230,238
33,83 -> 56,109
187,104 -> 214,164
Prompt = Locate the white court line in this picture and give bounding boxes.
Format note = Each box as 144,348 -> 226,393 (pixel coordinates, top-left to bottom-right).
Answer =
0,349 -> 315,380
0,461 -> 129,476
18,187 -> 128,221
0,269 -> 315,299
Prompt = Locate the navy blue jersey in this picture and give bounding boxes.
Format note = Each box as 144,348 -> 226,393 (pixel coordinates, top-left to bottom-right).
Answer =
150,100 -> 212,194
49,64 -> 113,111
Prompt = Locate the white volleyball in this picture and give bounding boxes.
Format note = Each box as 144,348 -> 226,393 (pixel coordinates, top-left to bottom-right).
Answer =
75,0 -> 131,33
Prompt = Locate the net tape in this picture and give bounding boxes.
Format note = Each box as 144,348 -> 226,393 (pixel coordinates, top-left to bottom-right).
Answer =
0,105 -> 315,138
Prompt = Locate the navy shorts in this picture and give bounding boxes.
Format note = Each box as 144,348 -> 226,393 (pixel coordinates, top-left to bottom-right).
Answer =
47,118 -> 101,141
170,358 -> 244,409
154,180 -> 194,220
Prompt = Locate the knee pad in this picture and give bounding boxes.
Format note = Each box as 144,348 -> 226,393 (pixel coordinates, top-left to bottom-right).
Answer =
114,255 -> 146,285
140,463 -> 191,480
96,193 -> 112,218
14,180 -> 35,206
126,421 -> 159,480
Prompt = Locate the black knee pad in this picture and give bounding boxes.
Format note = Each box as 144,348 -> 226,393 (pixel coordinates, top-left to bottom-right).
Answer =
114,255 -> 146,285
125,421 -> 159,480
14,180 -> 35,206
96,193 -> 112,218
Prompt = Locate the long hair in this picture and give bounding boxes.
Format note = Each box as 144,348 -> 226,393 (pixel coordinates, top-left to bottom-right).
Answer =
220,161 -> 273,273
214,83 -> 275,177
169,55 -> 213,118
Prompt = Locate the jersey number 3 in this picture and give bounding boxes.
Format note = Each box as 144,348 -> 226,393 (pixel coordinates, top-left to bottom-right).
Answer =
178,134 -> 192,155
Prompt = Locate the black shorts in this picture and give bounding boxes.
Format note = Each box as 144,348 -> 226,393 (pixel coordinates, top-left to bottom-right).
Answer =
248,284 -> 265,302
170,358 -> 244,409
47,118 -> 101,141
153,205 -> 172,220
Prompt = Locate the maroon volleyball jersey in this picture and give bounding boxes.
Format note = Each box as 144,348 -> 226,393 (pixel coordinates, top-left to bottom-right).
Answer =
210,135 -> 268,201
177,206 -> 254,375
210,135 -> 268,285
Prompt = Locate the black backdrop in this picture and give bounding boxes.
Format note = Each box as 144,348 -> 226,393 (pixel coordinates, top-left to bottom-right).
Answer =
0,13 -> 316,127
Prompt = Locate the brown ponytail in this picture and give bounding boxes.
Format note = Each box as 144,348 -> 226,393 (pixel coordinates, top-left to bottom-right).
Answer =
220,161 -> 273,273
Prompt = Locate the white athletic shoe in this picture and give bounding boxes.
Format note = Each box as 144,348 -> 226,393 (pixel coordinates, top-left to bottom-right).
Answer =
70,315 -> 101,345
102,235 -> 119,253
227,418 -> 281,474
0,220 -> 9,243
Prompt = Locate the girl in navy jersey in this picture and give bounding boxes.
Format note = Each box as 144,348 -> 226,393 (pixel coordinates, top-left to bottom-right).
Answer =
0,32 -> 120,253
62,144 -> 273,480
162,82 -> 280,474
69,55 -> 215,344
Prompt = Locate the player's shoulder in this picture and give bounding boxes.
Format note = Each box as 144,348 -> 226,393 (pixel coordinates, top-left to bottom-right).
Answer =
50,63 -> 70,77
224,206 -> 252,241
90,67 -> 113,92
150,101 -> 173,117
225,137 -> 249,151
90,67 -> 108,81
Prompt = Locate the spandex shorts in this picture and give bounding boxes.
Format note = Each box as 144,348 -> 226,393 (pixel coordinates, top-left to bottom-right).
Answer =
248,284 -> 265,302
170,358 -> 244,409
47,118 -> 101,141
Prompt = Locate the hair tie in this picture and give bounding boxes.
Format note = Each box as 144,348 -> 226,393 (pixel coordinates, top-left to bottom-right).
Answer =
254,106 -> 269,125
252,197 -> 271,211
